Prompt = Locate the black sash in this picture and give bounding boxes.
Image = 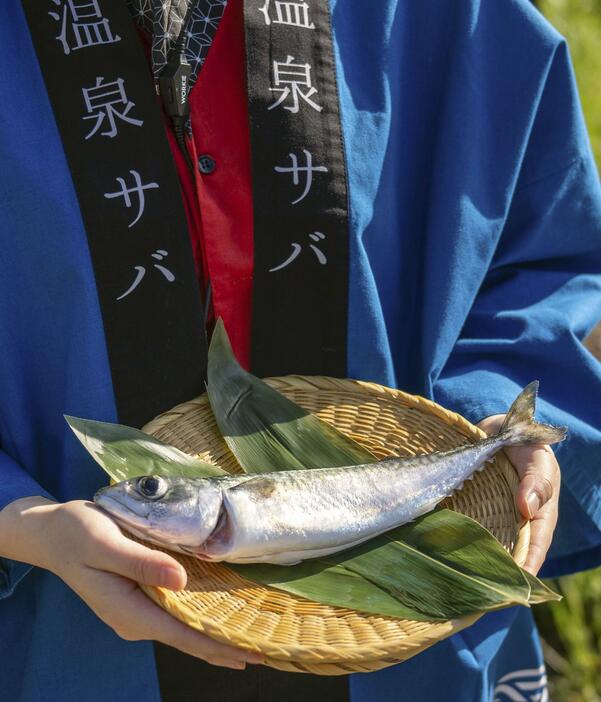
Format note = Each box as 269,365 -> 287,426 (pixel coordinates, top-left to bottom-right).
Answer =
155,643 -> 350,702
22,0 -> 208,429
245,0 -> 350,378
23,1 -> 350,699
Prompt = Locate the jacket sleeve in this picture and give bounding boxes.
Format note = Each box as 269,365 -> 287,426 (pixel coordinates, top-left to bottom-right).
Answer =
0,449 -> 54,598
433,41 -> 601,577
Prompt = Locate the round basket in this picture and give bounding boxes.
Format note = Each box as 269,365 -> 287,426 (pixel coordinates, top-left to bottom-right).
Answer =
140,375 -> 529,675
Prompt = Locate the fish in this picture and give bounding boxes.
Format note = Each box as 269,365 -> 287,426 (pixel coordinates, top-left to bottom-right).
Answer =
94,381 -> 566,565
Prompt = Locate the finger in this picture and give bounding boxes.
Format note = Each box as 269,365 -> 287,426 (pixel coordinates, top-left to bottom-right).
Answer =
117,583 -> 264,668
478,418 -> 560,519
505,444 -> 559,520
92,532 -> 187,590
476,414 -> 505,436
477,415 -> 560,573
522,499 -> 558,575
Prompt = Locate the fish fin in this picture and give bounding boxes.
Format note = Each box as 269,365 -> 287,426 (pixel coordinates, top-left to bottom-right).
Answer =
499,381 -> 567,446
228,476 -> 277,498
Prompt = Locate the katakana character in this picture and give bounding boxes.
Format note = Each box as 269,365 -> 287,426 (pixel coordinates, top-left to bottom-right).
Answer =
274,149 -> 328,204
103,170 -> 159,228
116,249 -> 175,301
269,231 -> 327,272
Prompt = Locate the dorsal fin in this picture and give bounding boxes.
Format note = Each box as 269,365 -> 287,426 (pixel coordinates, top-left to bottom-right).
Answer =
228,476 -> 277,498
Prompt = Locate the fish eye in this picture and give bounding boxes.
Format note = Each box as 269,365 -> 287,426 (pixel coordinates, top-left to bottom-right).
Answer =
136,476 -> 168,500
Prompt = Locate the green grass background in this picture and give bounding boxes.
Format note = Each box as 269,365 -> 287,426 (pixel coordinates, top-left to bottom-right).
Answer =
534,2 -> 601,700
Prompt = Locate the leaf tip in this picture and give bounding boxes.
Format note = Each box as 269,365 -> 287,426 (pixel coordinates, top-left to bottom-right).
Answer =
208,317 -> 235,363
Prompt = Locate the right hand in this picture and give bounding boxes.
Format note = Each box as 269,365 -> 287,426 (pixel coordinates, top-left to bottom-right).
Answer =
0,497 -> 262,670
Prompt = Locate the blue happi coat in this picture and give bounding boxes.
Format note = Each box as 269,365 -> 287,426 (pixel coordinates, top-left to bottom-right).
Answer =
1,1 -> 600,700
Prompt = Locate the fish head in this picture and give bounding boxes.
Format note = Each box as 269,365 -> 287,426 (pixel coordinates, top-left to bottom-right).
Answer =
94,475 -> 222,551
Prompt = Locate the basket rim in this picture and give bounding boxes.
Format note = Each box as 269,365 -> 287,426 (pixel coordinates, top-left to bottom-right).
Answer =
140,374 -> 531,665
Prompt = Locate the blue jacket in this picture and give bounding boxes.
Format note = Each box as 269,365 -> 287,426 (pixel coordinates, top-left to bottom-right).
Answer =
1,1 -> 600,700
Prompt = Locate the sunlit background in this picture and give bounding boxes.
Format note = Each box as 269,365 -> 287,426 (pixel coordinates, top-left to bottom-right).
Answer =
533,2 -> 601,700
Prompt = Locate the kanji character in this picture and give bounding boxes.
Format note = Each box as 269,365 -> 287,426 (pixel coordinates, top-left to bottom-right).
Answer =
48,0 -> 121,55
268,55 -> 323,114
259,1 -> 315,29
82,77 -> 143,139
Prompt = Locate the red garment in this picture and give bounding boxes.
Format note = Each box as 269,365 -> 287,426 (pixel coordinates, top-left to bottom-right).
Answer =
164,0 -> 254,369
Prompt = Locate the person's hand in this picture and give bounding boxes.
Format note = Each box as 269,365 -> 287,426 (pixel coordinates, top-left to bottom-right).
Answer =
477,415 -> 560,575
0,497 -> 263,670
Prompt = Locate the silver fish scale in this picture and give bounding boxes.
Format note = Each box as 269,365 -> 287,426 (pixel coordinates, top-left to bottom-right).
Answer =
200,436 -> 504,564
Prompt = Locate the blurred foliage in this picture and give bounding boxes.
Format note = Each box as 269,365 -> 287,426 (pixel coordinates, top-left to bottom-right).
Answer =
534,3 -> 601,701
539,0 -> 601,164
534,571 -> 601,701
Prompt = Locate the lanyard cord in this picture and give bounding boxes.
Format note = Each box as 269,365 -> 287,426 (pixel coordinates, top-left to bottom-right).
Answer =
156,3 -> 214,325
156,3 -> 195,172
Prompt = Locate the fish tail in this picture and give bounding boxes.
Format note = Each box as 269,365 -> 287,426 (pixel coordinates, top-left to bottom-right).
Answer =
499,381 -> 567,446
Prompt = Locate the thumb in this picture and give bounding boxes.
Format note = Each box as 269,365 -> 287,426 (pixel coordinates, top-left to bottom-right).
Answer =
512,446 -> 556,520
95,531 -> 187,590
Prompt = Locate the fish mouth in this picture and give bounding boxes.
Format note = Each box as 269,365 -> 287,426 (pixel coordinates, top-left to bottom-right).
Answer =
94,492 -> 152,533
94,492 -> 191,553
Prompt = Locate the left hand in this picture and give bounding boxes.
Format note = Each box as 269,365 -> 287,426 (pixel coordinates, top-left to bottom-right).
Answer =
477,415 -> 560,575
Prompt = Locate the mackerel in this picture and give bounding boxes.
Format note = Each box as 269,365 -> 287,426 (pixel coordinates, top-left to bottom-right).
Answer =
94,382 -> 566,565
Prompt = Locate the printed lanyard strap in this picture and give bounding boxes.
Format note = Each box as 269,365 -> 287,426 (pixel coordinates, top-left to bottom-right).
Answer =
22,0 -> 208,428
245,0 -> 351,378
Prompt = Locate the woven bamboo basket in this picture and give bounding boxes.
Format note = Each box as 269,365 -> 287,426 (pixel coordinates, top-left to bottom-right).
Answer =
139,375 -> 529,675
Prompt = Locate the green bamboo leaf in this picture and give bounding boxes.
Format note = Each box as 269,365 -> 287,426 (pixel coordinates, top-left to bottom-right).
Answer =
233,510 -> 532,621
522,570 -> 562,604
206,319 -> 375,473
230,559 -> 428,620
335,510 -> 531,617
65,415 -> 225,483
